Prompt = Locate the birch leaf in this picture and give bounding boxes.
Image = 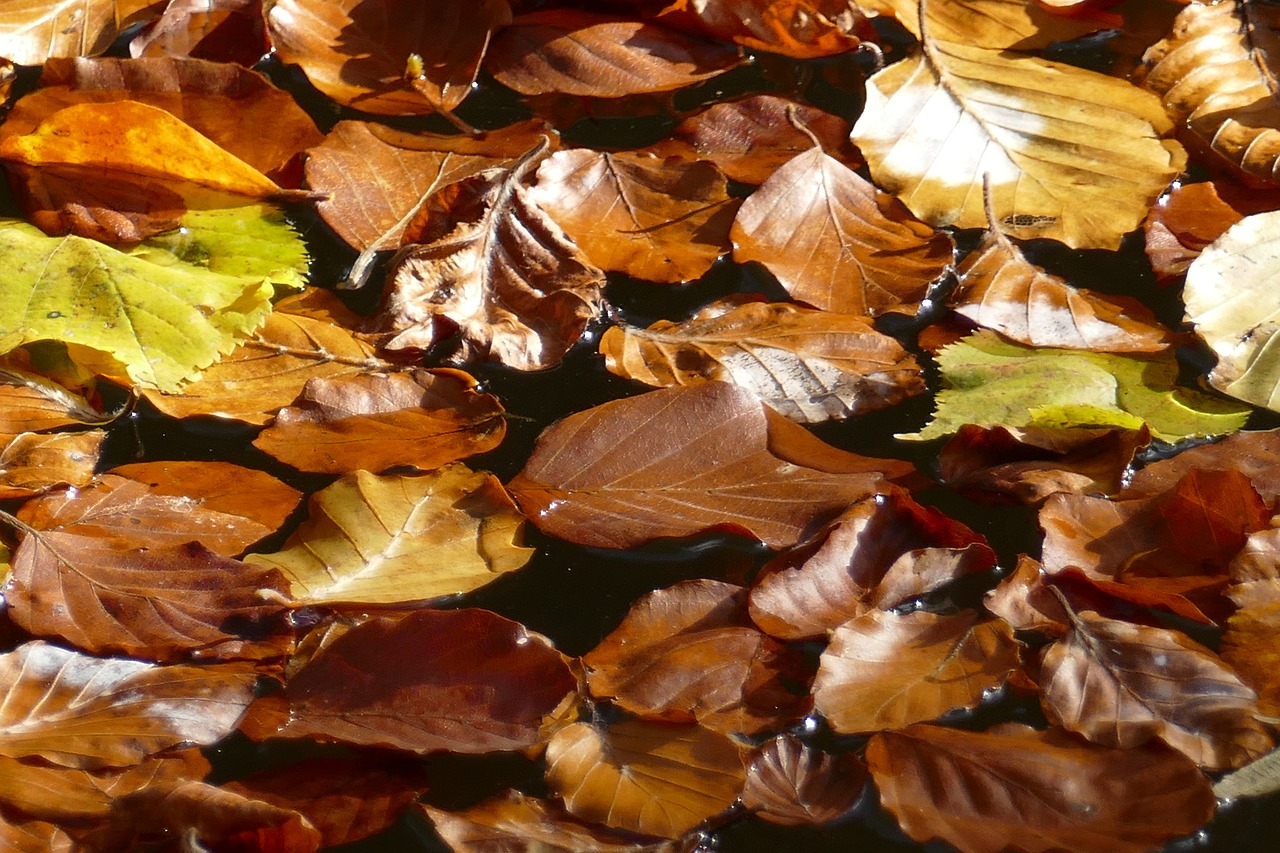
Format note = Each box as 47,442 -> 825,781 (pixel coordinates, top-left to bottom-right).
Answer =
852,7 -> 1186,249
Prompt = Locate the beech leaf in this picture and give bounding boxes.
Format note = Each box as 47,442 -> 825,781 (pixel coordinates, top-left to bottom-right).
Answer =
669,0 -> 871,59
741,734 -> 865,826
508,381 -> 917,550
246,465 -> 533,606
0,0 -> 123,65
0,431 -> 104,500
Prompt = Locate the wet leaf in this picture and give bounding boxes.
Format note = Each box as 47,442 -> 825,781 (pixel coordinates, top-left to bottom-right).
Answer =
544,718 -> 745,839
867,723 -> 1216,853
741,734 -> 865,826
0,431 -> 104,500
813,609 -> 1019,732
1223,528 -> 1280,716
600,298 -> 925,423
900,331 -> 1250,442
731,146 -> 952,315
852,1 -> 1186,249
664,0 -> 870,58
1123,427 -> 1280,505
875,0 -> 1108,49
508,381 -> 916,550
129,0 -> 267,65
375,146 -> 606,370
249,609 -> 575,755
1214,745 -> 1280,800
1142,179 -> 1272,282
528,149 -> 736,283
252,369 -> 505,474
0,0 -> 128,65
247,465 -> 532,606
0,641 -> 255,769
0,817 -> 73,853
485,10 -> 741,98
0,367 -> 108,442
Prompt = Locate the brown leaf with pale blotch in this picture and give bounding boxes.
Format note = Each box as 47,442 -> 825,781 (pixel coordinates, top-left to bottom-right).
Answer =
508,382 -> 917,550
741,734 -> 865,826
0,641 -> 255,770
813,610 -> 1020,732
544,718 -> 745,839
267,0 -> 511,117
600,298 -> 925,423
867,723 -> 1216,853
583,579 -> 811,736
375,144 -> 606,370
249,609 -> 575,755
528,149 -> 736,283
731,146 -> 953,315
1040,605 -> 1272,769
253,368 -> 505,475
485,10 -> 740,98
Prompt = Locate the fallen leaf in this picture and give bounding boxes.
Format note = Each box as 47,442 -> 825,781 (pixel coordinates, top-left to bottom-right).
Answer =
250,609 -> 575,755
247,465 -> 533,606
0,431 -> 104,500
0,367 -> 108,442
852,1 -> 1186,249
375,143 -> 606,370
129,0 -> 267,66
107,459 -> 302,536
252,369 -> 506,474
508,381 -> 916,550
266,0 -> 512,116
544,718 -> 745,839
528,149 -> 736,283
741,734 -> 865,826
813,609 -> 1020,732
874,0 -> 1108,49
0,641 -> 255,769
599,298 -> 925,423
1142,180 -> 1270,282
0,818 -> 73,853
1123,427 -> 1280,505
0,0 -> 129,65
899,330 -> 1251,442
485,9 -> 740,98
731,145 -> 953,315
867,723 -> 1216,853
1214,745 -> 1280,800
1137,0 -> 1280,187
663,0 -> 871,58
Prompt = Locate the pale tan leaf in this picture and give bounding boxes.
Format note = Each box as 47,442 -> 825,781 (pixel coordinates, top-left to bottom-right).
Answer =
1214,745 -> 1280,800
874,0 -> 1108,49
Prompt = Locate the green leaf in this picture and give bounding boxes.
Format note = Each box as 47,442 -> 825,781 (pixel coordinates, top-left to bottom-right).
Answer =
900,331 -> 1250,441
0,219 -> 274,392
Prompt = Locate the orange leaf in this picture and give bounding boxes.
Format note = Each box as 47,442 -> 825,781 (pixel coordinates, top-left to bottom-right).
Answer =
129,0 -> 267,66
662,0 -> 871,59
0,367 -> 108,443
741,734 -> 865,826
0,431 -> 104,500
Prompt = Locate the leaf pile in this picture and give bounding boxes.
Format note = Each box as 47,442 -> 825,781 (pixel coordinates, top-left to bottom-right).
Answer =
0,1 -> 1277,852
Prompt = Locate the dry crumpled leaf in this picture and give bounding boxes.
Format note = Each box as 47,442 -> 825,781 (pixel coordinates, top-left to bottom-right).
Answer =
731,145 -> 952,315
1137,0 -> 1280,186
1184,210 -> 1280,412
600,297 -> 925,423
1039,605 -> 1272,770
544,718 -> 745,839
0,641 -> 255,770
748,491 -> 994,640
485,9 -> 741,98
246,609 -> 575,755
247,465 -> 532,606
375,143 -> 606,370
583,579 -> 810,736
252,368 -> 506,474
852,1 -> 1186,250
741,734 -> 865,826
508,381 -> 917,550
266,0 -> 512,117
0,430 -> 104,500
867,723 -> 1216,853
528,149 -> 736,283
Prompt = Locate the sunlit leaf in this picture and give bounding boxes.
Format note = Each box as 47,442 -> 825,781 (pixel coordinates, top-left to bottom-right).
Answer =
874,0 -> 1107,48
741,734 -> 865,826
0,0 -> 127,64
0,431 -> 103,500
0,366 -> 108,442
665,0 -> 870,58
129,0 -> 267,65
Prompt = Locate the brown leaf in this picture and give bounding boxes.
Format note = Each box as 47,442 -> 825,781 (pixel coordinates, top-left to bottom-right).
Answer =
0,430 -> 104,500
1138,0 -> 1280,186
0,641 -> 255,770
731,146 -> 953,315
1123,427 -> 1280,505
528,149 -> 736,283
375,145 -> 606,370
937,424 -> 1150,504
748,492 -> 994,640
485,10 -> 740,98
129,0 -> 267,66
0,367 -> 109,442
266,0 -> 511,116
583,579 -> 811,736
1223,528 -> 1280,716
813,609 -> 1020,733
305,120 -> 551,254
0,817 -> 74,853
741,734 -> 865,826
544,718 -> 745,839
1142,179 -> 1275,282
1039,606 -> 1272,770
508,382 -> 917,550
599,298 -> 925,423
142,288 -> 387,426
661,0 -> 871,59
251,609 -> 575,754
224,757 -> 428,848
867,723 -> 1216,853
645,94 -> 860,185
0,0 -> 125,65
252,368 -> 506,474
